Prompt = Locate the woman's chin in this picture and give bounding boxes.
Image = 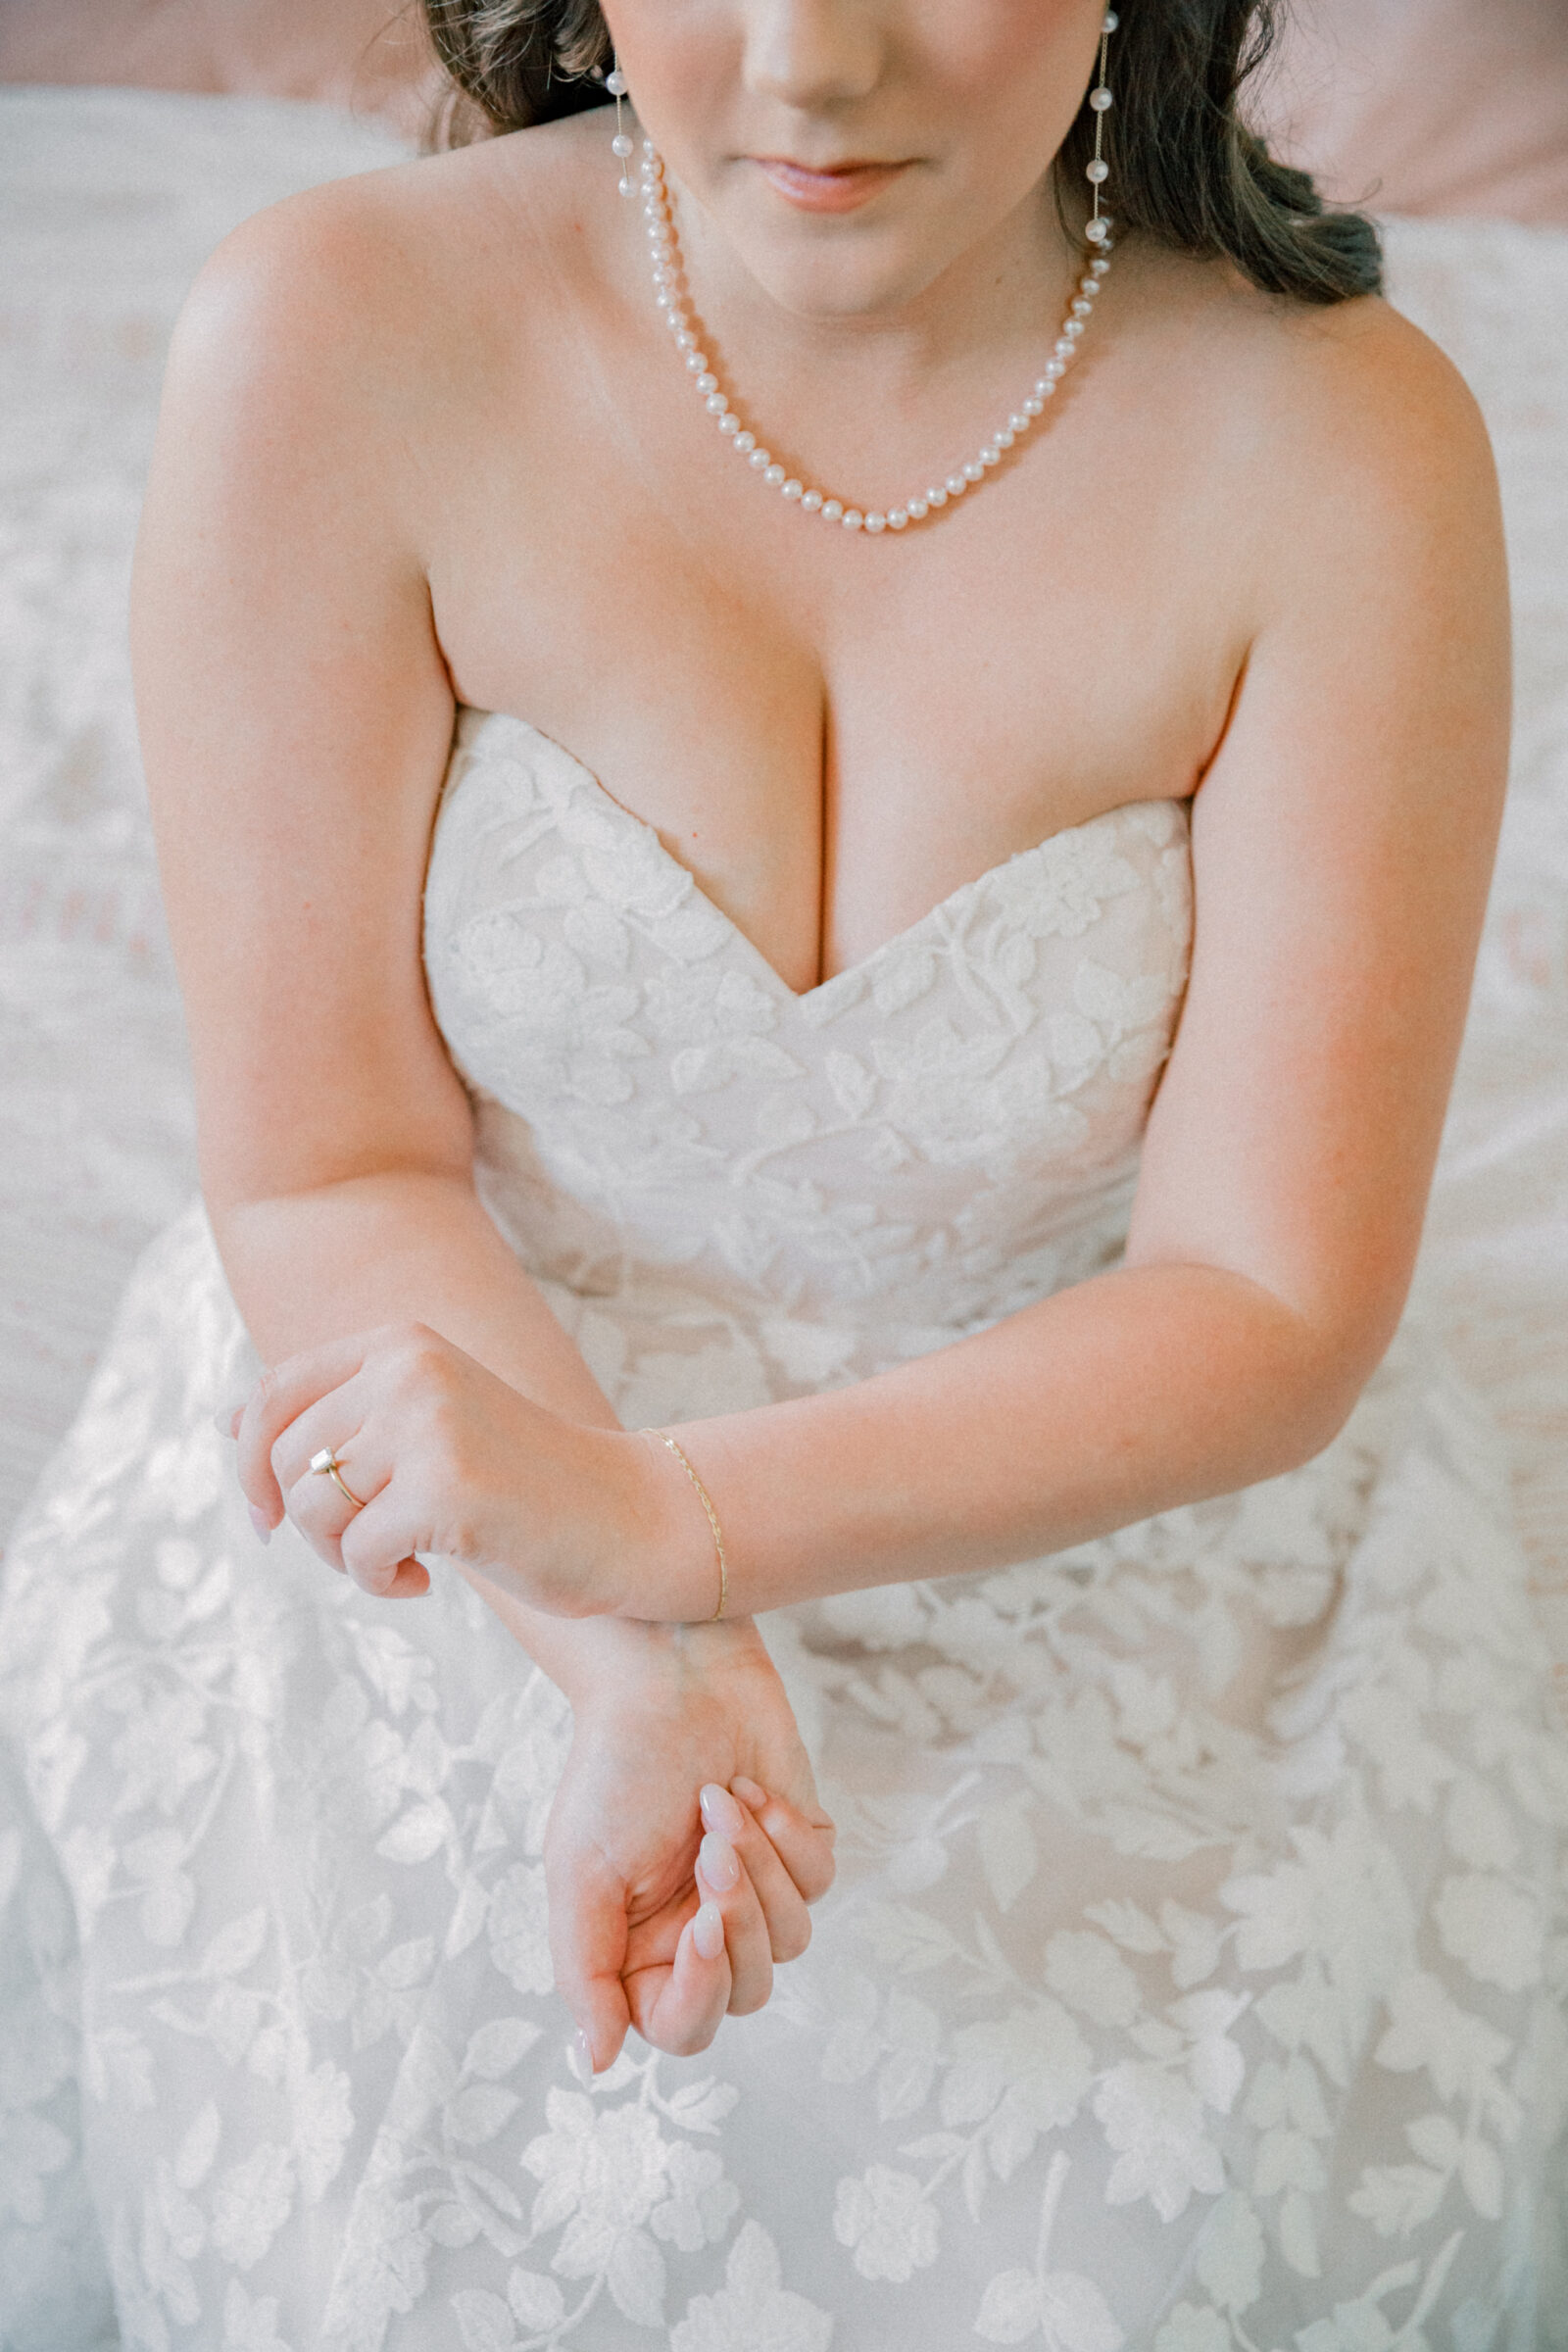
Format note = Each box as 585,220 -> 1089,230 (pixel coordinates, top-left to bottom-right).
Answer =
712,223 -> 964,326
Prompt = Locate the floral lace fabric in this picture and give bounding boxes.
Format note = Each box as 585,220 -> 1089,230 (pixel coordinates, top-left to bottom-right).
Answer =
0,708 -> 1563,2351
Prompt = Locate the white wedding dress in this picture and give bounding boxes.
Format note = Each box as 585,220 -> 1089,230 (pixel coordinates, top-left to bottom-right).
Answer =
0,707 -> 1564,2352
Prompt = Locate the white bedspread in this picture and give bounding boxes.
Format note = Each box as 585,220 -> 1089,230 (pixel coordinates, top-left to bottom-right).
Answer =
1,87 -> 1564,1676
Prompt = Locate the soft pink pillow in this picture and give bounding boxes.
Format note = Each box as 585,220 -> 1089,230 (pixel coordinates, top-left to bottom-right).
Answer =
1260,0 -> 1568,226
0,0 -> 436,131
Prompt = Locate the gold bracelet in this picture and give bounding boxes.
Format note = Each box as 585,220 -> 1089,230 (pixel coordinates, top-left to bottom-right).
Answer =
647,1430 -> 728,1621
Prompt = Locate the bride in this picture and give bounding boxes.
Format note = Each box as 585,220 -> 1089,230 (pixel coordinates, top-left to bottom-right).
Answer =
1,0 -> 1564,2344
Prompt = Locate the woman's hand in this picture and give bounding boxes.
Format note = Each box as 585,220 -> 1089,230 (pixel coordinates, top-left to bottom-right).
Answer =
229,1322 -> 712,1619
541,1616 -> 835,2072
228,1337 -> 835,2063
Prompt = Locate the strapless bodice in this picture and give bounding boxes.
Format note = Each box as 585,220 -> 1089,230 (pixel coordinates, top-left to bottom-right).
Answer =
423,710 -> 1193,1362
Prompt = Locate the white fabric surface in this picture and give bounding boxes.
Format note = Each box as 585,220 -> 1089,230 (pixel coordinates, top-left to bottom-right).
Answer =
1,705 -> 1565,2346
0,84 -> 1566,2352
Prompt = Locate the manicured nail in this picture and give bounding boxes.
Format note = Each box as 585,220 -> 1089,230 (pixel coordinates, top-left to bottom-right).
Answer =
700,1783 -> 745,1838
247,1503 -> 271,1546
699,1833 -> 739,1891
692,1901 -> 725,1960
568,2028 -> 593,2085
212,1407 -> 239,1440
729,1777 -> 767,1811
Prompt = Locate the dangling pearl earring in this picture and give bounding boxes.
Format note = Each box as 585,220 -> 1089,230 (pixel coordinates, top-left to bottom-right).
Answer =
1085,10 -> 1118,248
607,62 -> 635,197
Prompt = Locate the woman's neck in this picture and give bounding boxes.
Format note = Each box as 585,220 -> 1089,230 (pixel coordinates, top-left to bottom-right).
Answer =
656,159 -> 1088,439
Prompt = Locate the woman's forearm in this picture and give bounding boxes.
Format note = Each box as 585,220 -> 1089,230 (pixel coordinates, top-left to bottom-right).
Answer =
216,1176 -> 1369,1627
213,1166 -> 703,1695
663,1258 -> 1363,1616
216,1169 -> 610,1412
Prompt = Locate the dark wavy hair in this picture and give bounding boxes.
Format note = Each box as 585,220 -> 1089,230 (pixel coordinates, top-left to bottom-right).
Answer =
420,0 -> 1382,305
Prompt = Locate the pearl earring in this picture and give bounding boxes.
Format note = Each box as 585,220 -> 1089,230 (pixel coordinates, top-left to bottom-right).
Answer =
607,62 -> 635,197
1085,10 -> 1118,248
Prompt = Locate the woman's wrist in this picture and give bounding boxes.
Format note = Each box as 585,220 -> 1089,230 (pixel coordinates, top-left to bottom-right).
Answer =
537,1607 -> 767,1711
466,1534 -> 763,1706
598,1425 -> 731,1626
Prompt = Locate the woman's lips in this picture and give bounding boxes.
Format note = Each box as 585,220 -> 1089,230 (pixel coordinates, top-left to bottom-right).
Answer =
754,157 -> 909,213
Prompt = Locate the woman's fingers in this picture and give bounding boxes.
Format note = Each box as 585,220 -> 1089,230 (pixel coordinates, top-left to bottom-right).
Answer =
547,1844 -> 635,2078
335,1483 -> 432,1599
701,1785 -> 814,1962
271,1400 -> 376,1572
622,1841 -> 772,2054
729,1777 -> 837,1906
694,1834 -> 773,2016
551,1799 -> 820,2071
631,1902 -> 732,2057
234,1334 -> 375,1522
266,1400 -> 434,1593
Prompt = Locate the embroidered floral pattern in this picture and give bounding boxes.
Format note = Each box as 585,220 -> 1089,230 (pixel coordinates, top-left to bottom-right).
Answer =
0,709 -> 1562,2347
424,714 -> 1192,1337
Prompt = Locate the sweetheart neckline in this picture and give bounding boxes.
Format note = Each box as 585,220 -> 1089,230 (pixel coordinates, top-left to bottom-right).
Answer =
452,706 -> 1190,1008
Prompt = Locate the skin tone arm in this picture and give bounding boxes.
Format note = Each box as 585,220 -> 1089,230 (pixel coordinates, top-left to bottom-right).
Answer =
698,324 -> 1512,1604
243,313 -> 1511,1625
134,208 -> 833,2076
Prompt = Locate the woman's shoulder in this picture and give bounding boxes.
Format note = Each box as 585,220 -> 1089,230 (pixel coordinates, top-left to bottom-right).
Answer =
188,103 -> 608,283
1120,238 -> 1501,607
165,112 -> 610,431
1160,241 -> 1494,513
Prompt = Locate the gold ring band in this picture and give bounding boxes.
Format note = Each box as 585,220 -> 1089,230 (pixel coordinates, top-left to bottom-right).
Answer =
309,1446 -> 366,1512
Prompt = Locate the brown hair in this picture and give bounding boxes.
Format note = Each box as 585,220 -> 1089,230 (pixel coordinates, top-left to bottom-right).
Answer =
420,0 -> 1382,305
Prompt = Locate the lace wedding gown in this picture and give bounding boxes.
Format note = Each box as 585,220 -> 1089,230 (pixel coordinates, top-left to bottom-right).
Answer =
0,708 -> 1563,2352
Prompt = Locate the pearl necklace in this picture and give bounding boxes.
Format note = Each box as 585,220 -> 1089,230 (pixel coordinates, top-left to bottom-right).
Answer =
634,140 -> 1114,536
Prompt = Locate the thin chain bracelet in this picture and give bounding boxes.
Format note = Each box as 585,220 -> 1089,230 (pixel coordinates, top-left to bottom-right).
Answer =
645,1430 -> 729,1621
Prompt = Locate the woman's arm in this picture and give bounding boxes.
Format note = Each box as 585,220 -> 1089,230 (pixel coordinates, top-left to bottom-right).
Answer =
133,185 -> 605,1647
135,183 -> 831,2068
669,306 -> 1512,1606
242,300 -> 1510,1622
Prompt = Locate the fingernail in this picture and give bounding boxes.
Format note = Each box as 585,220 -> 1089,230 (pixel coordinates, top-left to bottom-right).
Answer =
729,1776 -> 767,1811
692,1901 -> 725,1960
212,1407 -> 239,1440
700,1783 -> 745,1838
568,2028 -> 593,2085
247,1503 -> 271,1546
699,1833 -> 739,1891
